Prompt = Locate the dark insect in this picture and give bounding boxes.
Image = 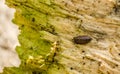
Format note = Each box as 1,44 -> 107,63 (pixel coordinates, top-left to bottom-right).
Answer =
73,35 -> 92,44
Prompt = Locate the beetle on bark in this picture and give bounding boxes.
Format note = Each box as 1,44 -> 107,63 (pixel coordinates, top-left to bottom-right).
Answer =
73,35 -> 92,44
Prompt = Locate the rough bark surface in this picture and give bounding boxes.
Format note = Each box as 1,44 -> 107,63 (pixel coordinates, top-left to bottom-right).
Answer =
1,0 -> 120,74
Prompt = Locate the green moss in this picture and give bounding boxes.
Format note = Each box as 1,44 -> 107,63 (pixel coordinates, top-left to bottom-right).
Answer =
2,0 -> 83,74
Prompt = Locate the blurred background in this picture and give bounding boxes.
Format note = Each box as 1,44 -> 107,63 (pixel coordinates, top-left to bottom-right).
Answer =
0,0 -> 20,73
